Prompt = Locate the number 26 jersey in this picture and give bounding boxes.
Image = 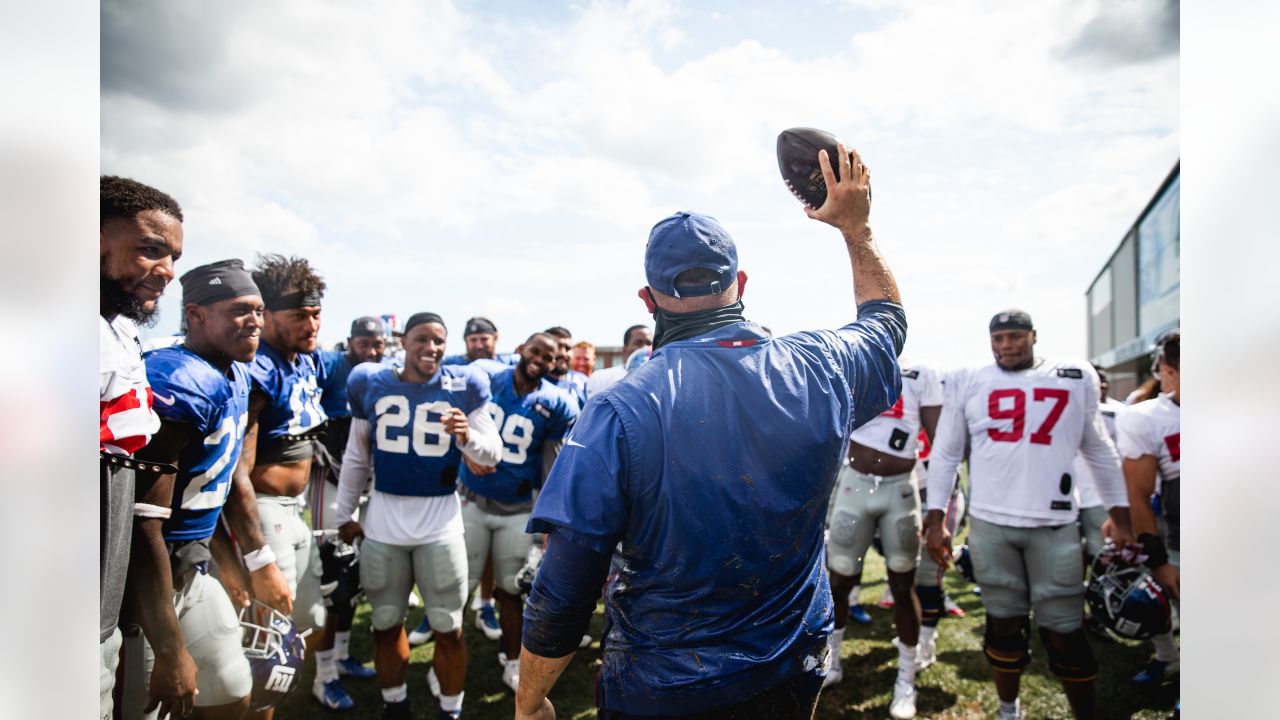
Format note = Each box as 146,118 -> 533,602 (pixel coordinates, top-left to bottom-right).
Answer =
928,360 -> 1123,526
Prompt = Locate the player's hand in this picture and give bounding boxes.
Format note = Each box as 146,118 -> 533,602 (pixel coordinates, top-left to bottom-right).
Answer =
464,454 -> 497,476
1101,516 -> 1136,548
1153,563 -> 1180,601
146,647 -> 198,718
923,517 -> 953,568
338,520 -> 365,546
442,407 -> 470,446
250,562 -> 294,616
515,696 -> 556,720
805,142 -> 871,235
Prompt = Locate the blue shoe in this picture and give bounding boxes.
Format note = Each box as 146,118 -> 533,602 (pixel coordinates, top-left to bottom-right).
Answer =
475,603 -> 502,640
409,615 -> 434,645
848,603 -> 872,625
312,678 -> 356,711
1131,658 -> 1179,686
337,655 -> 377,679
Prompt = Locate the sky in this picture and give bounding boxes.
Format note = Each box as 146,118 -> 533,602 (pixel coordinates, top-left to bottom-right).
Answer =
101,0 -> 1179,370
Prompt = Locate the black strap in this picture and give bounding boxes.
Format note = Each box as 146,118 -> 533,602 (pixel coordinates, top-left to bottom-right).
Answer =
100,451 -> 178,475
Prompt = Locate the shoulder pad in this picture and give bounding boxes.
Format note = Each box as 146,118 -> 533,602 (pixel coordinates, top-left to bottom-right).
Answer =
1057,367 -> 1084,379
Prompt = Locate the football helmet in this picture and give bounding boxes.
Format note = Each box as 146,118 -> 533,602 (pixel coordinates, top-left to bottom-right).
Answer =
515,543 -> 544,595
318,533 -> 363,610
1085,542 -> 1172,640
241,598 -> 307,711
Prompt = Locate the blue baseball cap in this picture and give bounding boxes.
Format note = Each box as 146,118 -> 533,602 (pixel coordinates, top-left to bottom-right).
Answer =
644,211 -> 739,298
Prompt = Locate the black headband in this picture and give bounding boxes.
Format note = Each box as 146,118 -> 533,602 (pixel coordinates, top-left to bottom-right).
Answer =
989,309 -> 1034,333
464,317 -> 497,336
404,312 -> 447,335
264,289 -> 324,311
180,259 -> 261,306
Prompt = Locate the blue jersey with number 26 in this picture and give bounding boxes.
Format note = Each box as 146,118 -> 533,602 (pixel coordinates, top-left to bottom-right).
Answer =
144,346 -> 251,542
347,363 -> 491,498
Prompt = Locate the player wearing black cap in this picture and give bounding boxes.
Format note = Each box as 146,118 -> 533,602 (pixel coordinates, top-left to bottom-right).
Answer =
923,310 -> 1135,720
442,316 -> 518,367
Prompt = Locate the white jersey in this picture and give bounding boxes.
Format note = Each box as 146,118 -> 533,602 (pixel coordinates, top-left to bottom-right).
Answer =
1073,397 -> 1126,508
926,359 -> 1126,527
849,364 -> 943,459
100,314 -> 160,456
1115,393 -> 1180,487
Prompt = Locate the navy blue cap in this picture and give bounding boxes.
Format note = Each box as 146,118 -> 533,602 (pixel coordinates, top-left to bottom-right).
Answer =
989,309 -> 1034,332
644,212 -> 738,298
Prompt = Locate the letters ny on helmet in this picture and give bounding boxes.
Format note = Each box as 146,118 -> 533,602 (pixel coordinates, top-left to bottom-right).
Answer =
241,598 -> 307,710
1085,542 -> 1172,640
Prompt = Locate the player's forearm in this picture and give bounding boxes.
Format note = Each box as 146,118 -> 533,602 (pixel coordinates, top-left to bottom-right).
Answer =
924,409 -> 965,510
461,405 -> 502,466
516,648 -> 572,715
844,224 -> 901,306
222,472 -> 269,552
1080,416 -> 1129,509
1123,460 -> 1160,537
127,520 -> 185,658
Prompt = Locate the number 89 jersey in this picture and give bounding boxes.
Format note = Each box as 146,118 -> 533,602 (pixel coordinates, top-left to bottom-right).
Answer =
143,345 -> 251,542
944,360 -> 1102,524
849,364 -> 942,458
347,363 -> 491,498
459,368 -> 579,504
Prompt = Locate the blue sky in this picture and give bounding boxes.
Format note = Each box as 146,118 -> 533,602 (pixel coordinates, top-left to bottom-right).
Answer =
102,0 -> 1179,369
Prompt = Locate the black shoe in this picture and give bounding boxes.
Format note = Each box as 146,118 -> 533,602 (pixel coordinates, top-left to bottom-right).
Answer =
382,699 -> 411,720
438,708 -> 462,719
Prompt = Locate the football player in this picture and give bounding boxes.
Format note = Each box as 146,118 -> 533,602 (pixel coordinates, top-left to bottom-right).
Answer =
542,326 -> 588,409
825,361 -> 941,719
1117,330 -> 1180,688
334,312 -> 502,720
311,316 -> 393,680
1073,365 -> 1126,561
236,254 -> 350,714
923,310 -> 1134,720
128,260 -> 278,719
458,332 -> 579,692
583,324 -> 652,398
442,316 -> 518,367
100,175 -> 194,720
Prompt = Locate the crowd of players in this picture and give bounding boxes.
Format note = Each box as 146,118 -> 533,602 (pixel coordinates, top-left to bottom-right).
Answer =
101,173 -> 1180,720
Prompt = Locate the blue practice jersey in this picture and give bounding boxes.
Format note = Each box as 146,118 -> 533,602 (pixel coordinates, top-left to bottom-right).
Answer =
459,368 -> 578,504
348,363 -> 491,497
318,350 -> 399,419
529,307 -> 904,715
550,369 -> 588,409
442,352 -> 518,367
248,341 -> 327,441
144,346 -> 251,542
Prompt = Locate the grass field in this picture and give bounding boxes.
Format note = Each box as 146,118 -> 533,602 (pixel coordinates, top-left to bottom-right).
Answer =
275,537 -> 1178,720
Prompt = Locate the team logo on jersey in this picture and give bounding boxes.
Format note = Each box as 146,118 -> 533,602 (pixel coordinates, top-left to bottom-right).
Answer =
441,376 -> 467,392
1056,368 -> 1084,379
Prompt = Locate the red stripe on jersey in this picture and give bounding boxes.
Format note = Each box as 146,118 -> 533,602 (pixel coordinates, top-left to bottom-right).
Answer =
1163,433 -> 1180,462
100,389 -> 151,454
716,339 -> 758,348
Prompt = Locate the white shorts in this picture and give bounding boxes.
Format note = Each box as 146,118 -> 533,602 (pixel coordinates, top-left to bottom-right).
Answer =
257,494 -> 325,633
462,501 -> 534,596
361,535 -> 467,633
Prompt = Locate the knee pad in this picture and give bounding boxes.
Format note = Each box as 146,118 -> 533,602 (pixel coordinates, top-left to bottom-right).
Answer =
371,604 -> 406,632
984,616 -> 1032,673
917,585 -> 943,628
1038,627 -> 1098,682
829,511 -> 859,546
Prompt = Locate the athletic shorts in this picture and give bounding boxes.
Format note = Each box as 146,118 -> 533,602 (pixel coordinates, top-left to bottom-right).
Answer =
361,535 -> 467,633
826,466 -> 920,577
1077,505 -> 1108,562
967,517 -> 1084,632
257,494 -> 325,633
100,627 -> 122,720
123,569 -> 254,717
462,501 -> 534,596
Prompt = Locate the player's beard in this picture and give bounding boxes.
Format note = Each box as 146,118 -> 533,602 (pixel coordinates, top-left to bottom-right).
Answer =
100,272 -> 161,327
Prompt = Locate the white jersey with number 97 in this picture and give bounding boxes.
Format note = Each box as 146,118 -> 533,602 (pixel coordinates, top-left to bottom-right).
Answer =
926,360 -> 1125,527
849,364 -> 943,459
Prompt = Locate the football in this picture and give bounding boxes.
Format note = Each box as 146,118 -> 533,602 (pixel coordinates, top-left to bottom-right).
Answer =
776,127 -> 844,210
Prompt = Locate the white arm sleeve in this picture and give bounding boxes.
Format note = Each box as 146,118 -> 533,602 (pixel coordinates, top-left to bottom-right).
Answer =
926,404 -> 966,511
336,418 -> 373,522
461,404 -> 502,466
1080,411 -> 1128,509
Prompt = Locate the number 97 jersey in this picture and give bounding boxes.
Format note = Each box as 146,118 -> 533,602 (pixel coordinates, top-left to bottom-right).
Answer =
346,363 -> 491,498
849,364 -> 942,458
946,360 -> 1103,524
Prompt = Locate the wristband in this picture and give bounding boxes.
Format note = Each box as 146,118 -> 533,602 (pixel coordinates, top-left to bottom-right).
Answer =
1137,533 -> 1168,569
133,503 -> 172,519
243,545 -> 277,572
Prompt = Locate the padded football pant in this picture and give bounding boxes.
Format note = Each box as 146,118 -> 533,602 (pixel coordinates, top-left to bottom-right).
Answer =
257,494 -> 325,633
361,535 -> 467,633
122,569 -> 254,719
462,501 -> 534,596
1077,505 -> 1108,561
826,466 -> 920,577
967,518 -> 1085,632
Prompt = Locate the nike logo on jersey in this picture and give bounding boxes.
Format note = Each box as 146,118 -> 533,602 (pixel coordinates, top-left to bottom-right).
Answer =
154,392 -> 176,406
565,434 -> 586,448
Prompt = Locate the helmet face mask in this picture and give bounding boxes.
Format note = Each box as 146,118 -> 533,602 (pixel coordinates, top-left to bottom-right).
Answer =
1086,543 -> 1172,640
241,599 -> 307,710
